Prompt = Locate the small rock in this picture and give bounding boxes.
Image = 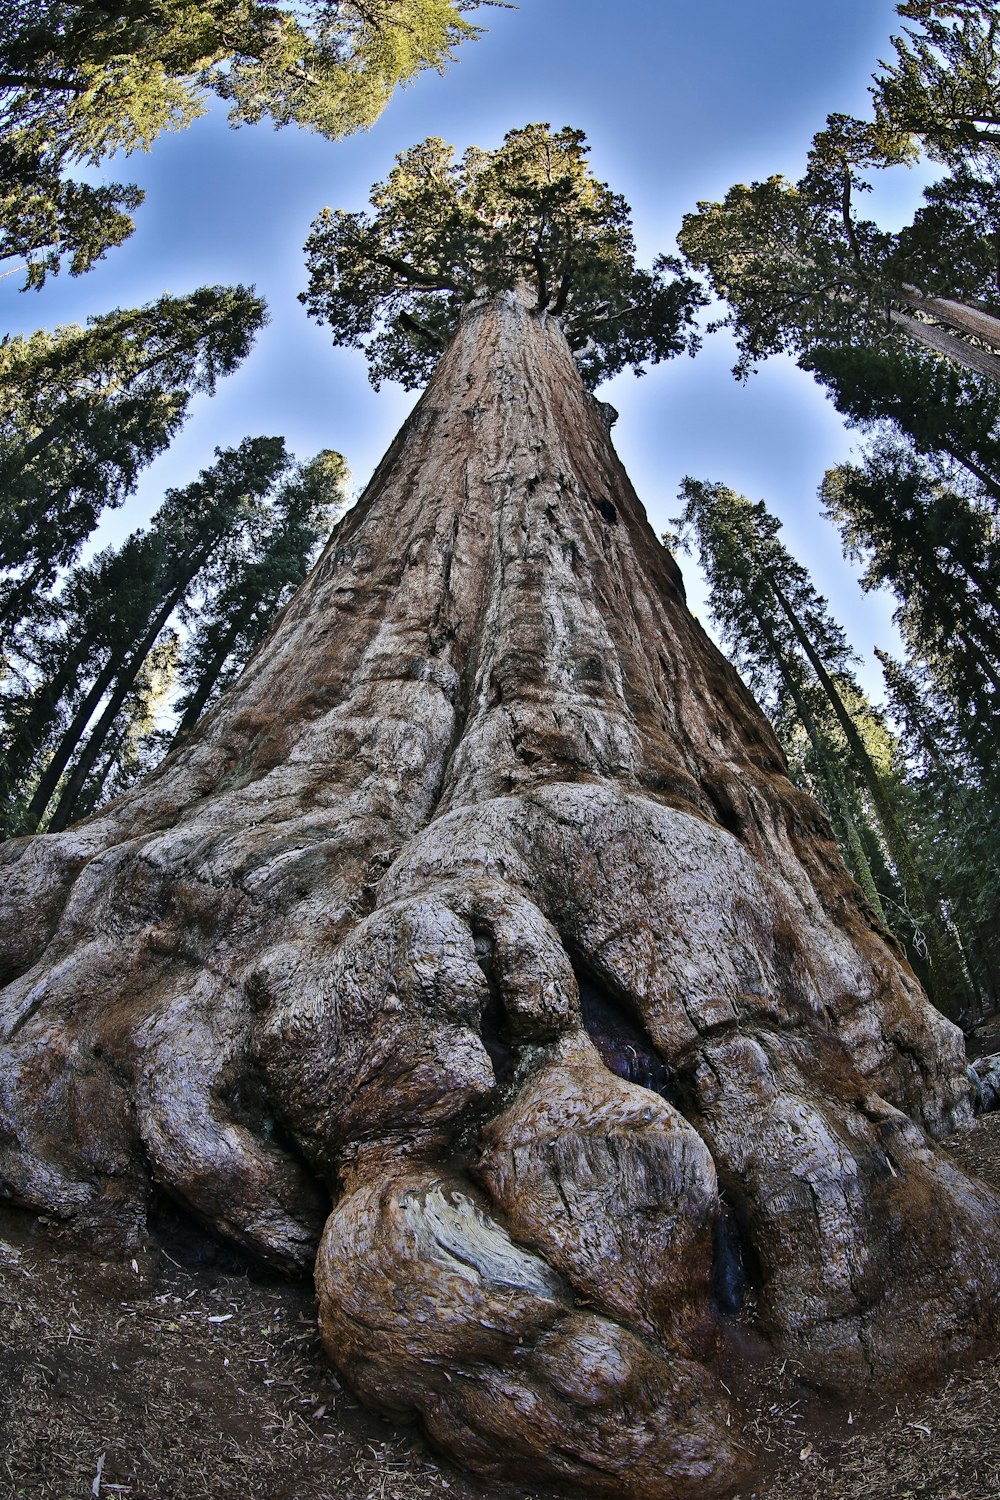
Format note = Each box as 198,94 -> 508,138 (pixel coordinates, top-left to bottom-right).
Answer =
971,1054 -> 1000,1114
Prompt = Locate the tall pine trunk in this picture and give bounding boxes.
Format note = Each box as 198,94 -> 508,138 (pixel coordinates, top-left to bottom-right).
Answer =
24,545 -> 212,832
898,288 -> 1000,358
769,574 -> 969,1017
1,288 -> 998,1499
1,623 -> 102,815
169,597 -> 262,745
21,646 -> 127,830
45,591 -> 186,832
760,621 -> 889,926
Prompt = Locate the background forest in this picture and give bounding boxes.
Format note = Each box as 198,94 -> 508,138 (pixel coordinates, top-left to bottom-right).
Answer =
2,0 -> 999,1025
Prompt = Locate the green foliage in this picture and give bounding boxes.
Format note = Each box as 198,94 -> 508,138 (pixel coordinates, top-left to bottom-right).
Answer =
877,647 -> 1000,1009
806,339 -> 1000,494
0,0 -> 486,287
172,448 -> 344,736
873,1 -> 1000,168
673,476 -> 972,1015
821,439 -> 1000,763
679,5 -> 1000,386
672,478 -> 862,711
0,283 -> 267,628
679,0 -> 1000,1014
677,138 -> 901,382
68,632 -> 180,821
301,123 -> 706,390
1,435 -> 343,834
0,137 -> 144,289
676,112 -> 1000,385
889,166 -> 1000,299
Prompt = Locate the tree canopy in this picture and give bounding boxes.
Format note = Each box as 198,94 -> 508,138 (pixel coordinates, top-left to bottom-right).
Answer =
301,123 -> 706,389
872,0 -> 1000,168
0,0 -> 486,288
821,438 -> 1000,754
679,2 -> 1000,389
677,112 -> 1000,386
0,283 -> 267,627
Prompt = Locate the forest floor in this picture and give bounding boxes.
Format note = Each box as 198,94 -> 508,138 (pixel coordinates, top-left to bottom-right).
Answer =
2,1111 -> 1000,1500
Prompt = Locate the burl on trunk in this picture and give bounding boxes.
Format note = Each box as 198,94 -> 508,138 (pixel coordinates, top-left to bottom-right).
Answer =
1,288 -> 997,1498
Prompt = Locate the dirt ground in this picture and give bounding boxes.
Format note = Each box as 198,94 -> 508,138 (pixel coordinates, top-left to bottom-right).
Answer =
2,1112 -> 1000,1500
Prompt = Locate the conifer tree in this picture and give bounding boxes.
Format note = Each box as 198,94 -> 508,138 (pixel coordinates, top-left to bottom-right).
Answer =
674,476 -> 971,1016
0,0 -> 487,287
301,123 -> 705,391
1,529 -> 166,829
171,449 -> 345,743
876,647 -> 1000,1012
678,114 -> 1000,386
821,442 -> 1000,754
68,632 -> 180,823
3,435 -> 292,836
872,0 -> 1000,168
0,284 -> 267,635
807,340 -> 1000,499
679,6 -> 1000,387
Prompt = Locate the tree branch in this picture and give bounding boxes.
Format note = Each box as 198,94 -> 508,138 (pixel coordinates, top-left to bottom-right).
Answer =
0,71 -> 86,93
551,269 -> 572,316
369,250 -> 464,294
397,309 -> 446,347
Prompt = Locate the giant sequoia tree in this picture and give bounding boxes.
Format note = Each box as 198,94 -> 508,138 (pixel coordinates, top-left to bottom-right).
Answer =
1,132 -> 999,1499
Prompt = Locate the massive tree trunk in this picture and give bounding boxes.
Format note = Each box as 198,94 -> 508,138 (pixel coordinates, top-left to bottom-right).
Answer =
1,287 -> 998,1499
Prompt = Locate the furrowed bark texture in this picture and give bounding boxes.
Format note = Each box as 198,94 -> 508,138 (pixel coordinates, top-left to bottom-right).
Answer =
2,288 -> 998,1498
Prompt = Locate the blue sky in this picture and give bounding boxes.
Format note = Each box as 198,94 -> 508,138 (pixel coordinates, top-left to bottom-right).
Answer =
1,0 -> 923,692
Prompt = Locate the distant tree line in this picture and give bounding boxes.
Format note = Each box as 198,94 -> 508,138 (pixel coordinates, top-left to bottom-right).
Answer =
2,427 -> 343,835
677,0 -> 1000,1021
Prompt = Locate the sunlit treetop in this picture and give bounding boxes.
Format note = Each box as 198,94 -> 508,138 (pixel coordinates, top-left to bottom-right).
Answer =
0,0 -> 485,144
300,123 -> 707,390
0,0 -> 487,287
873,0 -> 1000,168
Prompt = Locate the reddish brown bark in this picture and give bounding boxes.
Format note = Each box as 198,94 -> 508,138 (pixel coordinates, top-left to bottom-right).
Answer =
1,287 -> 997,1498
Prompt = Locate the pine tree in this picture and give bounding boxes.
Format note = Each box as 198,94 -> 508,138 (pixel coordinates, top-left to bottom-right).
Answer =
877,647 -> 1000,1011
873,1 -> 1000,167
67,632 -> 180,822
171,449 -> 345,743
1,526 -> 167,832
806,339 -> 1000,499
0,284 -> 267,635
678,114 -> 1000,386
674,476 -> 972,1017
679,5 -> 1000,387
821,441 -> 1000,756
2,435 -> 292,836
0,0 -> 487,287
771,678 -> 899,930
